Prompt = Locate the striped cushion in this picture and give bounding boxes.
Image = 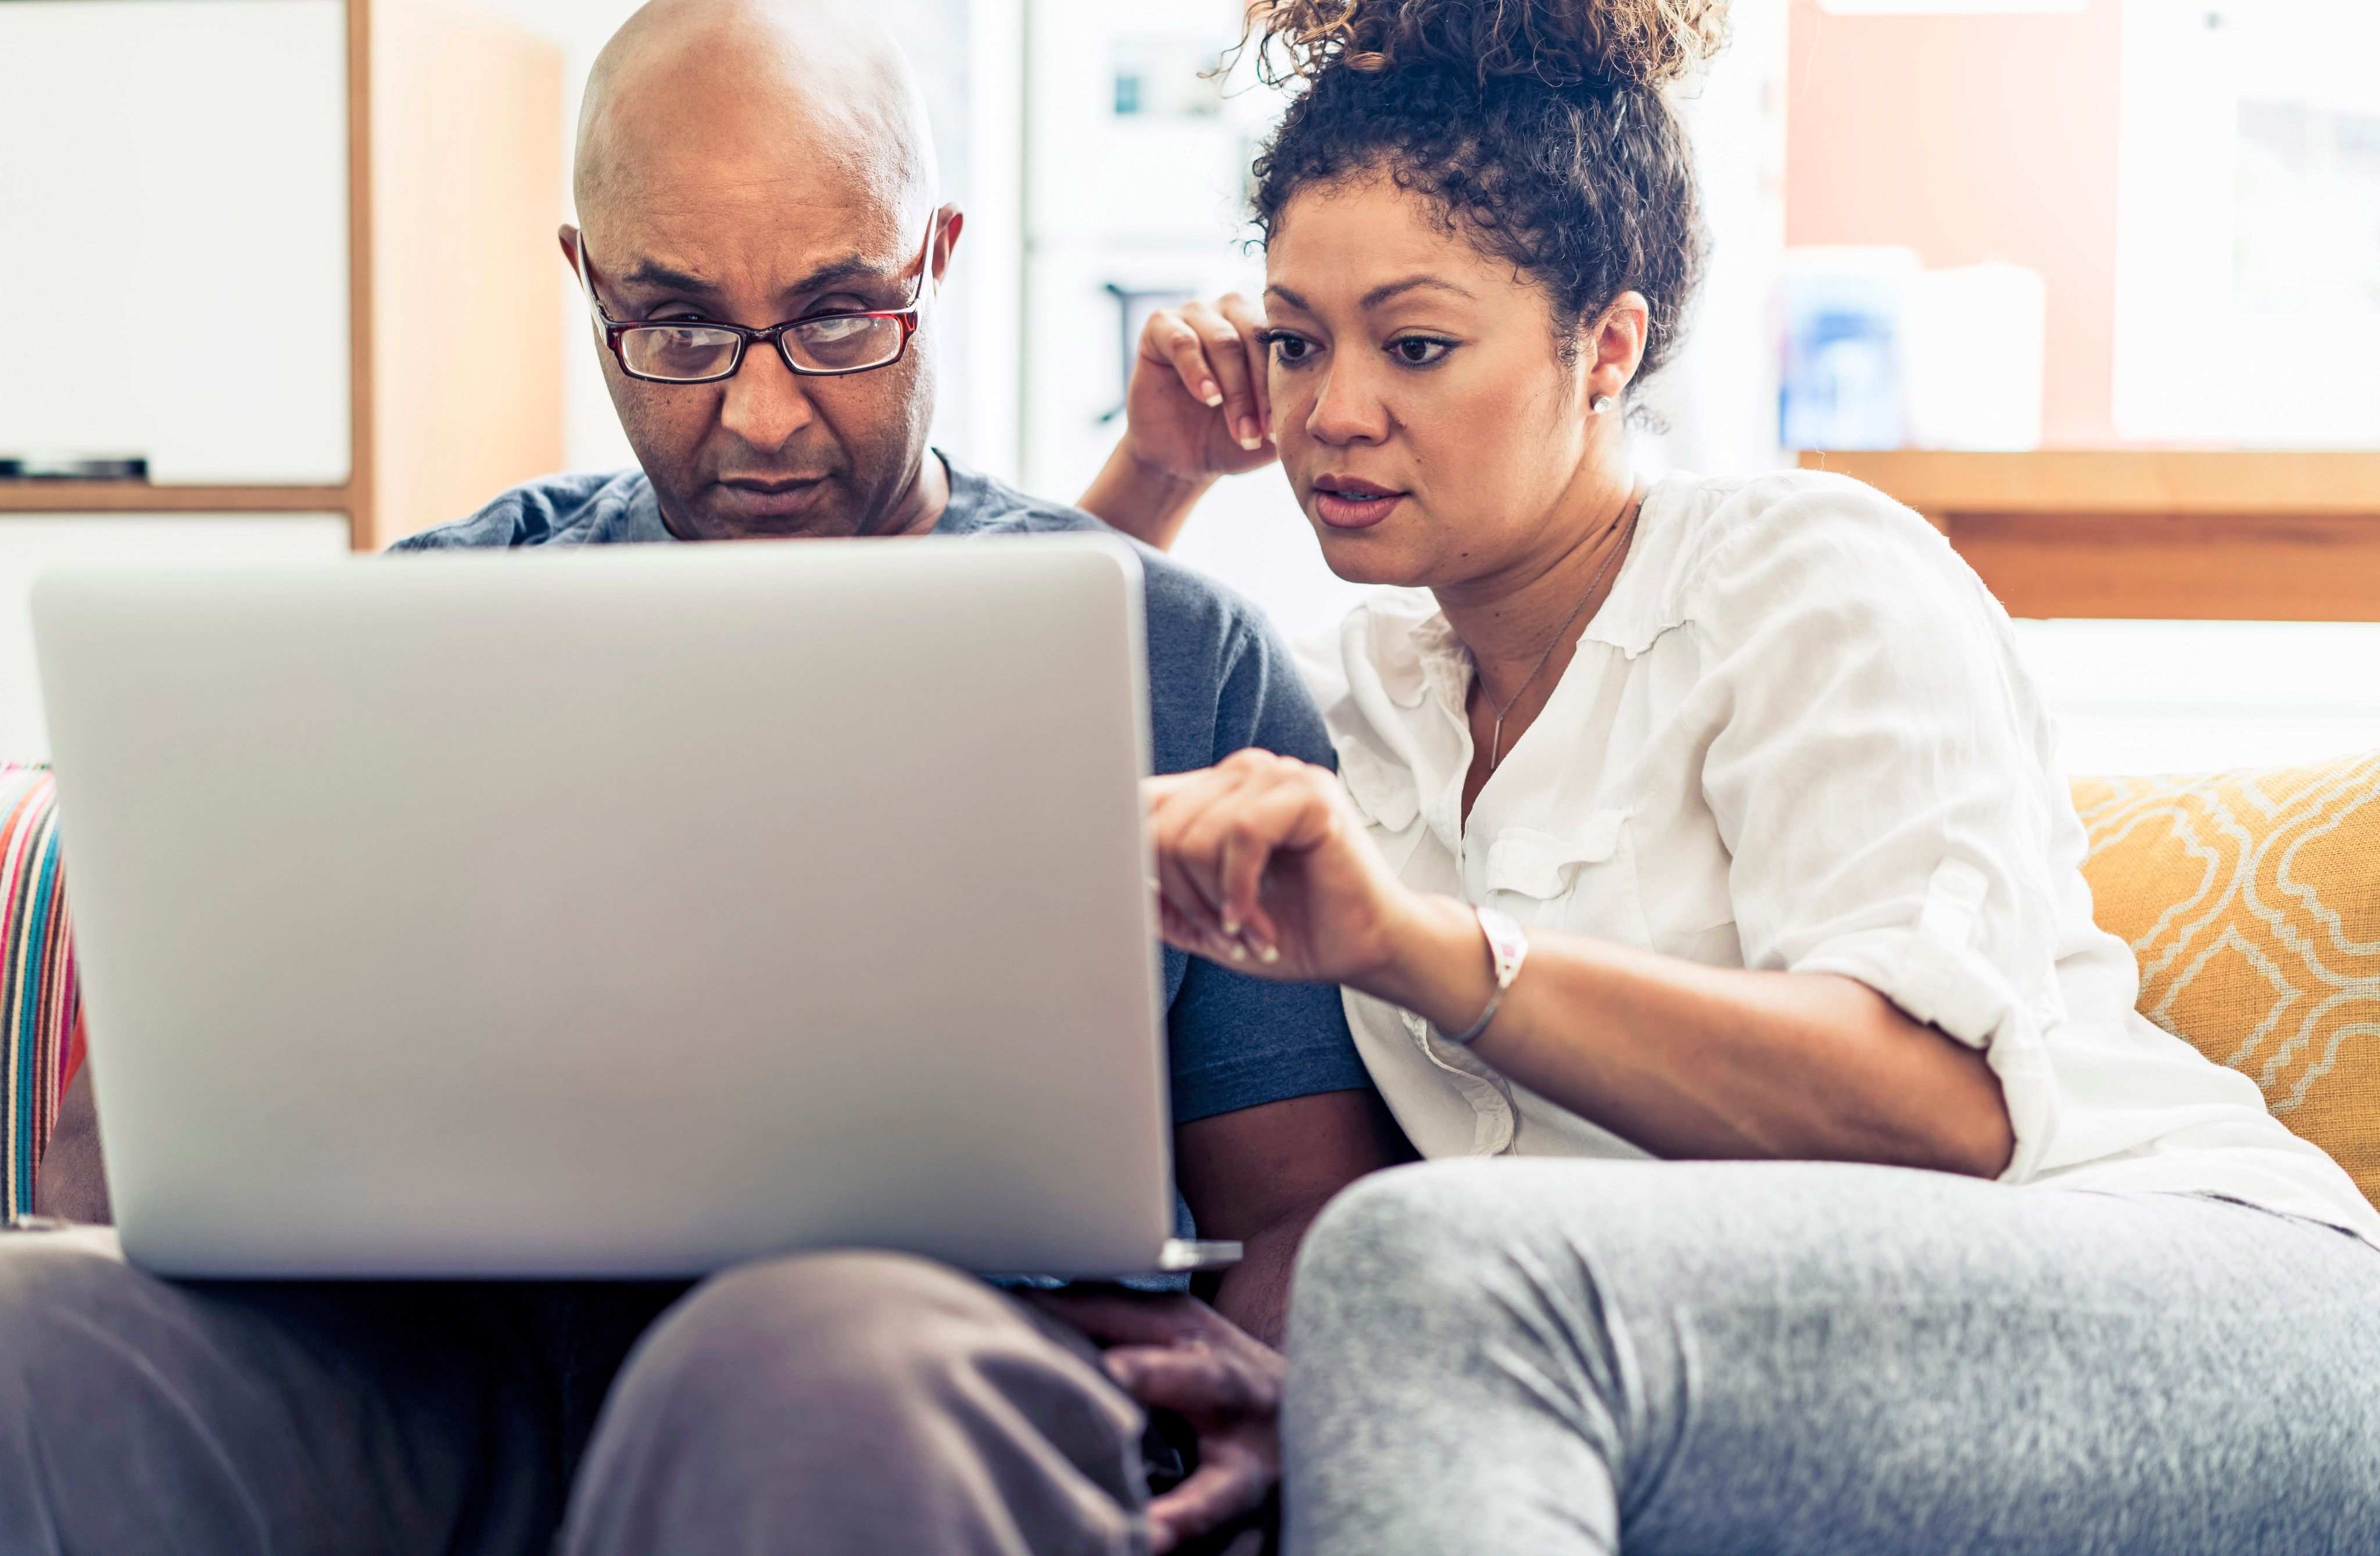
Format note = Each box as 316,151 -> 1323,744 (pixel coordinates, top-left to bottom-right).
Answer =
0,766 -> 80,1220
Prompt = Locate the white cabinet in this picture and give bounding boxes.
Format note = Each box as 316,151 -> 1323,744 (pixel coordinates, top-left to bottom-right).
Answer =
2,0 -> 567,550
0,1 -> 353,485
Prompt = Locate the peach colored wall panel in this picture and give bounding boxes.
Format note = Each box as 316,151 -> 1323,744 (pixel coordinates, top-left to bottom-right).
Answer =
1785,0 -> 2123,445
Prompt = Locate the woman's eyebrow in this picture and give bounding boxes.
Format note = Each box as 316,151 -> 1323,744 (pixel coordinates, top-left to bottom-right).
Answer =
1263,278 -> 1478,312
1359,276 -> 1475,309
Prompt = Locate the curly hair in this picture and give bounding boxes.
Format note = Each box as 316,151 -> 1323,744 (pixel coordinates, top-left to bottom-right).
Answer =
1242,0 -> 1731,388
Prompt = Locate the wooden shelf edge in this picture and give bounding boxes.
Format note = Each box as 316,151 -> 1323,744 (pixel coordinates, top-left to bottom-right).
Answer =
1798,449 -> 2380,518
0,485 -> 357,514
349,0 -> 376,553
1947,511 -> 2380,621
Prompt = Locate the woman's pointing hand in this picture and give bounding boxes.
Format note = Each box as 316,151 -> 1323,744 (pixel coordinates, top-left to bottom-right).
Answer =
1145,750 -> 1417,985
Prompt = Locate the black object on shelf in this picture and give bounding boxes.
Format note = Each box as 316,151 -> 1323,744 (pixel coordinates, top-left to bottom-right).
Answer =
0,457 -> 150,482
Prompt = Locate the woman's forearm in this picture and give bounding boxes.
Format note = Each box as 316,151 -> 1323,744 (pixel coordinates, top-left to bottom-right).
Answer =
1077,438 -> 1211,552
1365,894 -> 2017,1178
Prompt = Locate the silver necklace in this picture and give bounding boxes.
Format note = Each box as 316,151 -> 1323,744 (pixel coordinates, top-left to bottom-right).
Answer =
1479,504 -> 1640,772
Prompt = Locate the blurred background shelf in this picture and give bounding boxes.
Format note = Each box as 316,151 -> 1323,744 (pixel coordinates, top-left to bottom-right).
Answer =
1803,450 -> 2380,622
0,487 -> 357,515
3,0 -> 2377,773
1802,450 -> 2380,515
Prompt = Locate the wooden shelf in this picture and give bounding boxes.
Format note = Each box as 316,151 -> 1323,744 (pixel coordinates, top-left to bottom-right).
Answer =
1801,450 -> 2380,517
0,485 -> 356,515
1798,450 -> 2380,621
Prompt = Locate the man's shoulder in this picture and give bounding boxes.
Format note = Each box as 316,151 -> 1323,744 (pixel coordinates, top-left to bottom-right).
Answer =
390,470 -> 665,551
940,457 -> 1267,657
941,454 -> 1325,768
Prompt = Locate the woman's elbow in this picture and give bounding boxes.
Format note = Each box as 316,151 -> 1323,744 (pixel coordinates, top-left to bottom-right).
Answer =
1841,990 -> 2018,1179
1934,1102 -> 2016,1179
1911,1049 -> 2016,1179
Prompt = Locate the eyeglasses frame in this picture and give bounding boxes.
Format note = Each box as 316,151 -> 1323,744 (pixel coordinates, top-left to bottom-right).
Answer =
574,210 -> 940,385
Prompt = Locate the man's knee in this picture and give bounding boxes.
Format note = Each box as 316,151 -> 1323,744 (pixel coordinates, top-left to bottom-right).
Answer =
601,1249 -> 1095,1443
0,1236 -> 150,1404
0,1236 -> 170,1521
569,1250 -> 1146,1555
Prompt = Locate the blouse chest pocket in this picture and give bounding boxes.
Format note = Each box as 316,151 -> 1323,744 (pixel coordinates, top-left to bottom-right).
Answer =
1482,810 -> 1654,948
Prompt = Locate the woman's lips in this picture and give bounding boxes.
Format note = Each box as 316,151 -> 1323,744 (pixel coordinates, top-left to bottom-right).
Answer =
1312,478 -> 1405,530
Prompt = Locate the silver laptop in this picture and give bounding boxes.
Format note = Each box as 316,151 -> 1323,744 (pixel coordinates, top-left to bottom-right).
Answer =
33,534 -> 1228,1279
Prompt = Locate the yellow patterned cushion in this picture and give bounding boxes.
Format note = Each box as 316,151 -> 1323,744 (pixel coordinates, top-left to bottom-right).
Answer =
2073,755 -> 2380,1212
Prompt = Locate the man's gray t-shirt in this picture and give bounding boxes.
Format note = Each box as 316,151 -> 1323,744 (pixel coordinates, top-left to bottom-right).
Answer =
396,454 -> 1374,1126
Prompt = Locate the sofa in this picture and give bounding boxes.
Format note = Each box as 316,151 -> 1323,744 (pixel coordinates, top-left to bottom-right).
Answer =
6,755 -> 2378,1223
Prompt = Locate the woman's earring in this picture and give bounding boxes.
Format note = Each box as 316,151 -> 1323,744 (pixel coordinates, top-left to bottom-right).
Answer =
1591,394 -> 1618,417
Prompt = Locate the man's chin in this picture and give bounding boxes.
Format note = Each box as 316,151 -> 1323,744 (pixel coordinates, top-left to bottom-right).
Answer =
686,479 -> 859,540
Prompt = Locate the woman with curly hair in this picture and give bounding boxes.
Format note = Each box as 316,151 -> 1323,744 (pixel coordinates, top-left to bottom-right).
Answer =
1083,1 -> 2380,1550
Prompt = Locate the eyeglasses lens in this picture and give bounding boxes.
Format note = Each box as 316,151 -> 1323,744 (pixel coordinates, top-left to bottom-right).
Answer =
786,314 -> 904,373
621,324 -> 742,382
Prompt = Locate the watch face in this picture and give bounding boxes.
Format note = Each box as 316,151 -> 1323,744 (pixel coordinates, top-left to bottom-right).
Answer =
1478,905 -> 1530,988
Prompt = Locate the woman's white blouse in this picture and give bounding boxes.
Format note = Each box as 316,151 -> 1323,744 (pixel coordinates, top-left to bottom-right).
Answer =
1293,470 -> 2380,1245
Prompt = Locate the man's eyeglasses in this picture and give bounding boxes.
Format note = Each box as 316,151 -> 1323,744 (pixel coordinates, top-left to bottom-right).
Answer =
575,213 -> 938,384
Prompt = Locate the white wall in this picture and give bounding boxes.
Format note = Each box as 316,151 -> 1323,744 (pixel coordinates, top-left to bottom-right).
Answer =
2113,0 -> 2380,447
1637,0 -> 1792,479
2012,620 -> 2380,778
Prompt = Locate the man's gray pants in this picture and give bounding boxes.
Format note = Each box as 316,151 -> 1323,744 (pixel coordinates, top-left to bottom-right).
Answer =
0,1233 -> 1150,1554
1283,1157 -> 2380,1556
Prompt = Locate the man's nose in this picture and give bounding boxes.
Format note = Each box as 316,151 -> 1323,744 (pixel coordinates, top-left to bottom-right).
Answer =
718,339 -> 820,453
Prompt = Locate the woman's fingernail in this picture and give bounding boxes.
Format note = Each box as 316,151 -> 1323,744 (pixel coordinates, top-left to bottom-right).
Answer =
1202,383 -> 1224,407
1238,425 -> 1262,451
1228,941 -> 1249,963
1257,942 -> 1281,965
1221,909 -> 1241,935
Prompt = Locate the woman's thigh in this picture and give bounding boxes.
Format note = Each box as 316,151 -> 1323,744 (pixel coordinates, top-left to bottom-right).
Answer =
1284,1157 -> 2380,1556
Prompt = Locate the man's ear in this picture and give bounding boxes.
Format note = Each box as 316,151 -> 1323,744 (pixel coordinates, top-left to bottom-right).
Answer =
558,224 -> 582,270
931,204 -> 964,289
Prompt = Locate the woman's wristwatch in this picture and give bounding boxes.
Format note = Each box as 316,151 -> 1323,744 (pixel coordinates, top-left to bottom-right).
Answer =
1444,904 -> 1529,1045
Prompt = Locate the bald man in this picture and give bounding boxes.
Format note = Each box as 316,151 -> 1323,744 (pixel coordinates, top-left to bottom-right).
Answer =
0,3 -> 1402,1553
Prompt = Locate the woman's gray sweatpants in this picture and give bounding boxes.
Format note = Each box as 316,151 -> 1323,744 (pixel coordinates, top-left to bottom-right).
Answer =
1283,1158 -> 2380,1556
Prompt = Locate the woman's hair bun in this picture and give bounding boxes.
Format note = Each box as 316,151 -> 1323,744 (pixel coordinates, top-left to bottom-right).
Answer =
1249,0 -> 1731,92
